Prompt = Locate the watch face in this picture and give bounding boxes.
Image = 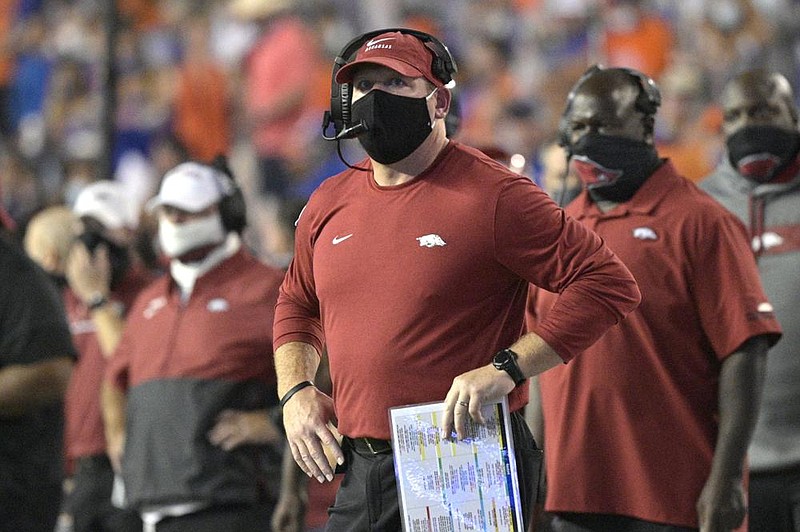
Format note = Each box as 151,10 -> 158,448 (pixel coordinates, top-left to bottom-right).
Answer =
494,349 -> 524,385
492,351 -> 508,371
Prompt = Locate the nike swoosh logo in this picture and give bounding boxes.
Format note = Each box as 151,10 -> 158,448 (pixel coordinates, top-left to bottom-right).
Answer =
332,234 -> 353,245
365,37 -> 395,47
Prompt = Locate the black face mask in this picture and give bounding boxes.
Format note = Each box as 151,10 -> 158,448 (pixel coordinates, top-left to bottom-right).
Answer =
350,89 -> 435,165
570,133 -> 662,203
78,231 -> 130,289
726,125 -> 800,183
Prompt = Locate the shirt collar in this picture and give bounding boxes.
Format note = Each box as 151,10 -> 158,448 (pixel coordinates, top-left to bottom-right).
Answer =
570,160 -> 678,220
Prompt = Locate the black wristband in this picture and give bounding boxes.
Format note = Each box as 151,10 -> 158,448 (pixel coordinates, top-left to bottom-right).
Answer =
279,380 -> 315,408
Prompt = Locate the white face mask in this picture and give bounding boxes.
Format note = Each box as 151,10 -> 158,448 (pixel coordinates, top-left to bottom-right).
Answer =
158,212 -> 226,258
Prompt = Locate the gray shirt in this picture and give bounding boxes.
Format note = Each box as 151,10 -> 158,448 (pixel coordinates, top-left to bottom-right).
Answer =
700,157 -> 800,472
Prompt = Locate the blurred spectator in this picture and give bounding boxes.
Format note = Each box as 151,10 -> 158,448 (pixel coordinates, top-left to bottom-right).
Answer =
232,0 -> 328,201
655,58 -> 723,181
695,0 -> 771,95
0,146 -> 41,232
0,0 -> 20,139
456,35 -> 518,147
0,0 -> 798,245
595,0 -> 674,79
172,13 -> 232,162
495,98 -> 548,178
8,12 -> 51,155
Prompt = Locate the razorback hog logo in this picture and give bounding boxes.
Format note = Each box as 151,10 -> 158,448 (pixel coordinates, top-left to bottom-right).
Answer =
416,234 -> 447,248
632,227 -> 658,240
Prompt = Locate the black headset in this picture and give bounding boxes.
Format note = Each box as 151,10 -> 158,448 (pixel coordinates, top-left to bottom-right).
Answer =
208,155 -> 247,234
558,64 -> 661,153
322,27 -> 458,141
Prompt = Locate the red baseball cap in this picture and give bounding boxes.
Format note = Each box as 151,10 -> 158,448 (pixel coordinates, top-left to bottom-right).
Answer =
335,31 -> 444,88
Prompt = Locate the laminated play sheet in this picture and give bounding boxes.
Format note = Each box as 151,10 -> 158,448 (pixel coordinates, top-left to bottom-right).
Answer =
389,397 -> 523,531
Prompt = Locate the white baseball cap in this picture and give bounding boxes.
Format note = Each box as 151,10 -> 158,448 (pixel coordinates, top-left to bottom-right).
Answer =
146,162 -> 229,213
73,180 -> 136,230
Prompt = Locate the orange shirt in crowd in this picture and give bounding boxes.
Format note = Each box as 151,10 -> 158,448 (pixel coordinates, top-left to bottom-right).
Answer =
173,62 -> 231,162
0,0 -> 19,86
601,14 -> 674,79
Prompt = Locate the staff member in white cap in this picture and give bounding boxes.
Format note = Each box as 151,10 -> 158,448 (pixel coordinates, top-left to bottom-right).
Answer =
101,158 -> 286,532
25,181 -> 154,532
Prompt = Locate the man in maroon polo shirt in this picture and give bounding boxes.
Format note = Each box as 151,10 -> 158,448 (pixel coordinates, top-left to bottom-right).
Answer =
531,65 -> 783,532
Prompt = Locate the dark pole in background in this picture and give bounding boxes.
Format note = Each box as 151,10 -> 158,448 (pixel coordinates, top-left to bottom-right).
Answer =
99,0 -> 119,181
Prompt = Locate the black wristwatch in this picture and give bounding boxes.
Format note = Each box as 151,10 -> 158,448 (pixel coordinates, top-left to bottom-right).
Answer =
492,348 -> 526,387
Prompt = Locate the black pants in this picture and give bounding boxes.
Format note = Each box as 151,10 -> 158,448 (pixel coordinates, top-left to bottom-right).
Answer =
64,454 -> 142,532
550,513 -> 696,532
325,411 -> 542,531
749,466 -> 800,532
152,504 -> 273,532
0,480 -> 61,532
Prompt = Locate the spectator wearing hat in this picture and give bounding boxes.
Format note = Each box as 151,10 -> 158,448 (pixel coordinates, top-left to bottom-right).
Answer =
26,181 -> 155,532
101,160 -> 286,532
273,29 -> 641,531
1,184 -> 76,532
232,0 -> 327,201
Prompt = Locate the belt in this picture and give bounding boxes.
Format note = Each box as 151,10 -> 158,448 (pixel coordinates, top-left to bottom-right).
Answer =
347,436 -> 393,455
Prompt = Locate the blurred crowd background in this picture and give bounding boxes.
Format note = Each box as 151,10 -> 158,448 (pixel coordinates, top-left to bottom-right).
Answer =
1,0 -> 799,266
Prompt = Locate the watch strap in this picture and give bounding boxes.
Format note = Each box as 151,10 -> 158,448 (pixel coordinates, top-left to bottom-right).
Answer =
494,348 -> 526,387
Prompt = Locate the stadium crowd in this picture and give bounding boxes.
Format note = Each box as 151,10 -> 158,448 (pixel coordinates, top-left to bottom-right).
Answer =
1,1 -> 799,531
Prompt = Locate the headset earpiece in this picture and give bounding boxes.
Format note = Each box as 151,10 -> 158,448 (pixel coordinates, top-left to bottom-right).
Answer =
323,28 -> 458,140
209,155 -> 247,234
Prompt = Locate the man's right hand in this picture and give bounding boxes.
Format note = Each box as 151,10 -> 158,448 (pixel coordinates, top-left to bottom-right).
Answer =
66,241 -> 111,304
282,385 -> 343,483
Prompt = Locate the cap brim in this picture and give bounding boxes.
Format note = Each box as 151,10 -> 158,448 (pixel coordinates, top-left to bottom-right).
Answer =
77,210 -> 124,230
145,196 -> 216,214
335,57 -> 436,85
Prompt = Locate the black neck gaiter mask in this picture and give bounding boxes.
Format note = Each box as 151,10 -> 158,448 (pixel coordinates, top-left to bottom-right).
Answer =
570,133 -> 662,203
726,125 -> 800,183
350,89 -> 435,165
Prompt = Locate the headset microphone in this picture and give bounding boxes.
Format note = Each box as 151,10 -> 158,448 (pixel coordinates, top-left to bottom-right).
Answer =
322,118 -> 368,141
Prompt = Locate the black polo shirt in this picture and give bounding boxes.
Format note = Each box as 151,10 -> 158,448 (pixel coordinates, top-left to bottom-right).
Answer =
0,236 -> 77,488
